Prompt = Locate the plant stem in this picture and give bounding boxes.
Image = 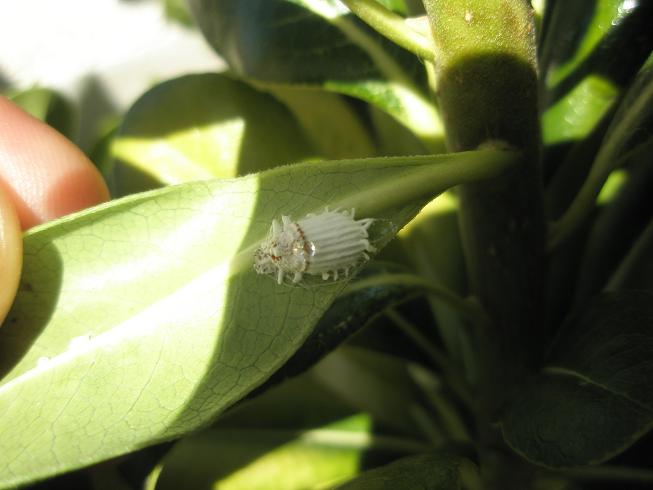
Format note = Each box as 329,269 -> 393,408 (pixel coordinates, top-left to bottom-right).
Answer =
422,1 -> 546,488
433,1 -> 543,365
422,0 -> 546,406
341,0 -> 435,60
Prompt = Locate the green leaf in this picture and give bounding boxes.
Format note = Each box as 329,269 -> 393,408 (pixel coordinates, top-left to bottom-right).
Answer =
502,290 -> 653,468
152,372 -> 425,490
0,148 -> 516,488
374,0 -> 409,16
164,0 -> 194,27
606,218 -> 653,292
217,369 -> 360,431
153,374 -> 360,490
396,194 -> 473,377
573,143 -> 653,303
110,73 -> 315,196
254,262 -> 425,396
89,123 -> 120,179
549,53 -> 653,248
540,0 -> 653,98
544,101 -> 615,218
154,418 -> 371,490
368,104 -> 428,156
187,0 -> 444,151
9,87 -> 77,141
540,1 -> 653,174
541,74 -> 618,147
339,0 -> 434,61
334,452 -> 465,489
313,346 -> 425,435
260,85 -> 377,159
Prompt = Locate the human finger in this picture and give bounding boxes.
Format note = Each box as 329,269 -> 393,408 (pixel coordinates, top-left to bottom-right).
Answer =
0,96 -> 110,230
0,183 -> 22,324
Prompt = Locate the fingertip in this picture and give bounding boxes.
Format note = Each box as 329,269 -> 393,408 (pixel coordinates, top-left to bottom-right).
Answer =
0,96 -> 110,230
0,182 -> 22,326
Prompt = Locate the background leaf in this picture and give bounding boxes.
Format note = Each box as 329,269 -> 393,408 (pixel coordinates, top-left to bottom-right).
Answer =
153,369 -> 426,490
313,346 -> 425,436
540,14 -> 651,337
540,0 -> 653,178
110,73 -> 315,196
502,290 -> 653,467
396,194 -> 474,382
154,418 -> 371,490
334,452 -> 464,489
253,262 -> 425,396
163,0 -> 195,27
549,52 -> 653,248
573,141 -> 653,303
0,149 -> 515,487
187,0 -> 444,151
259,85 -> 377,159
606,218 -> 653,291
540,0 -> 653,100
9,86 -> 78,141
368,104 -> 429,156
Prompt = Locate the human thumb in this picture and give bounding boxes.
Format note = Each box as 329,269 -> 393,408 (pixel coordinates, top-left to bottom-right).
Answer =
0,183 -> 22,326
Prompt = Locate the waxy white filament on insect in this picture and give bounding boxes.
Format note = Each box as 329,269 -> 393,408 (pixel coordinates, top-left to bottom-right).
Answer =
254,209 -> 375,284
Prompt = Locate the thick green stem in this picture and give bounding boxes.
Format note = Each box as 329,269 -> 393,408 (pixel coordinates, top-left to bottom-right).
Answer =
422,0 -> 546,487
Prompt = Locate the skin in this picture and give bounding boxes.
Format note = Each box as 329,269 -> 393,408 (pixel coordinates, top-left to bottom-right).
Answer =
0,96 -> 110,325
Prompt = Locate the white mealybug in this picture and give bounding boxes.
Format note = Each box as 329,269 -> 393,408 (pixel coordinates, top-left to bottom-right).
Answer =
254,209 -> 375,285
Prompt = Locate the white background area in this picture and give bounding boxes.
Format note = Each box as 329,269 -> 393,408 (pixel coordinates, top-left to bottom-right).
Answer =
0,0 -> 223,146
